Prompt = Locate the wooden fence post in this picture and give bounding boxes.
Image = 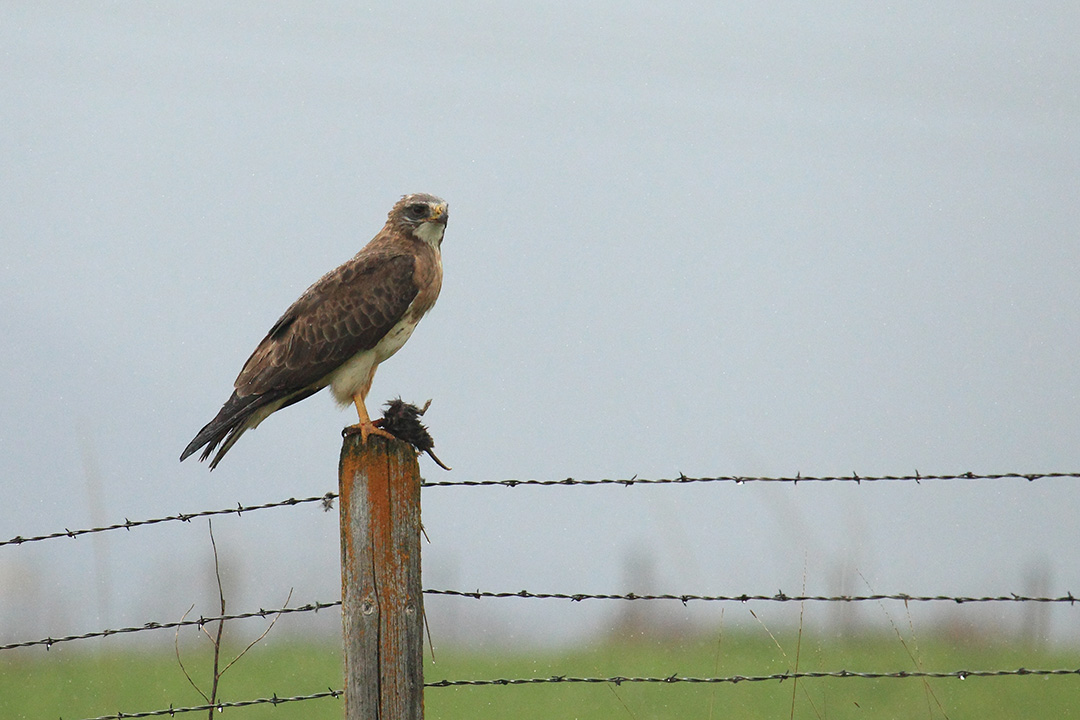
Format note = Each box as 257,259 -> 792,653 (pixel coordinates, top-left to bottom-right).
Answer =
339,434 -> 424,720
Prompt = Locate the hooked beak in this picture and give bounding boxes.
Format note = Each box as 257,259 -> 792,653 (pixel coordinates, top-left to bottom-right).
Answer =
427,203 -> 449,225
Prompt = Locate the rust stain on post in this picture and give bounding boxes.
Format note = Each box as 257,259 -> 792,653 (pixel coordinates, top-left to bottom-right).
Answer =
339,434 -> 424,720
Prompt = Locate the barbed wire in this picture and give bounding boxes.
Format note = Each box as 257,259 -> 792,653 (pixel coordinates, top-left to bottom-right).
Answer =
0,601 -> 341,652
425,588 -> 1080,605
71,666 -> 1080,718
425,667 -> 1080,687
72,689 -> 341,720
421,471 -> 1080,488
15,469 -> 1073,719
7,587 -> 1077,654
0,493 -> 337,549
4,471 -> 1075,550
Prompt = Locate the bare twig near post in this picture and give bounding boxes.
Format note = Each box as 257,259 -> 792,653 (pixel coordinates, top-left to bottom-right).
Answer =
173,520 -> 294,718
339,434 -> 424,720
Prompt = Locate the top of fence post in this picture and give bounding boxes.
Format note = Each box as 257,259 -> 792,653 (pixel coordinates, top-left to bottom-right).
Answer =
339,434 -> 424,720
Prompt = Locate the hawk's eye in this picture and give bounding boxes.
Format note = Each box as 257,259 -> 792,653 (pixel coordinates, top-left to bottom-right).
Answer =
406,203 -> 428,219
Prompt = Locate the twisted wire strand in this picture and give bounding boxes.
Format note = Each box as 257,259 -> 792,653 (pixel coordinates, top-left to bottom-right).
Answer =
426,667 -> 1080,687
425,588 -> 1080,605
73,689 -> 342,720
7,588 -> 1076,653
421,471 -> 1079,488
1,601 -> 341,652
72,667 -> 1080,718
5,471 -> 1075,549
0,493 -> 337,549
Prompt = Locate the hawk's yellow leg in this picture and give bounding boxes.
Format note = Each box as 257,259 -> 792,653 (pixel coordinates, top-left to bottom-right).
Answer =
343,396 -> 396,443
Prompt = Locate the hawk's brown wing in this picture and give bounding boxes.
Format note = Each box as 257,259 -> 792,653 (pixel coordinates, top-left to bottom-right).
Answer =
235,249 -> 418,397
179,249 -> 418,468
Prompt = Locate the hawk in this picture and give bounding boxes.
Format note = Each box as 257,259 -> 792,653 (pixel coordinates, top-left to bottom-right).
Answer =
181,193 -> 448,469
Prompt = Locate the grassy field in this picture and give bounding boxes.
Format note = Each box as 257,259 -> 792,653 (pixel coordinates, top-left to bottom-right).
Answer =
2,630 -> 1077,719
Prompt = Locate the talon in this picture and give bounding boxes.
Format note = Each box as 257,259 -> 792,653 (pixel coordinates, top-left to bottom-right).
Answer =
343,420 -> 397,443
343,393 -> 398,443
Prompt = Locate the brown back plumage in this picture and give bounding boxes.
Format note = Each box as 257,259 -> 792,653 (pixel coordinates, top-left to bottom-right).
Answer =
235,250 -> 418,397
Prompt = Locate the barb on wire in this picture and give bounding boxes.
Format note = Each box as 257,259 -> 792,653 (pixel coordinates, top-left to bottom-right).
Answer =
0,493 -> 338,549
421,471 -> 1080,488
424,589 -> 1080,605
0,600 -> 341,652
425,667 -> 1080,687
73,689 -> 342,720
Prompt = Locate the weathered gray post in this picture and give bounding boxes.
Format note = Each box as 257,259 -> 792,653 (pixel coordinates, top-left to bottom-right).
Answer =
339,434 -> 424,719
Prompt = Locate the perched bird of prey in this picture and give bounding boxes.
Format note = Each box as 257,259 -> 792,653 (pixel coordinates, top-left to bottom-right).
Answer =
181,193 -> 448,469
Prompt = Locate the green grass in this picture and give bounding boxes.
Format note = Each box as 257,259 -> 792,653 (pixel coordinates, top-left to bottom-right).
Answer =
2,631 -> 1077,719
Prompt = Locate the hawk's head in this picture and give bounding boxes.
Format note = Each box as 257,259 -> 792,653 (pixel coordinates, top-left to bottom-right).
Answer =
390,193 -> 449,248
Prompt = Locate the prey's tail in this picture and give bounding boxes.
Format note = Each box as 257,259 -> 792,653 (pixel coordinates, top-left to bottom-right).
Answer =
181,387 -> 318,469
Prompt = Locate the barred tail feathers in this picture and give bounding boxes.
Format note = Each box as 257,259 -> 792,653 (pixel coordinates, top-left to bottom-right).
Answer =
181,388 -> 317,469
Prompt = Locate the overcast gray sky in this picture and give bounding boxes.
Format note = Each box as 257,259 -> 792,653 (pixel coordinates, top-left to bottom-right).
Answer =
2,2 -> 1079,646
